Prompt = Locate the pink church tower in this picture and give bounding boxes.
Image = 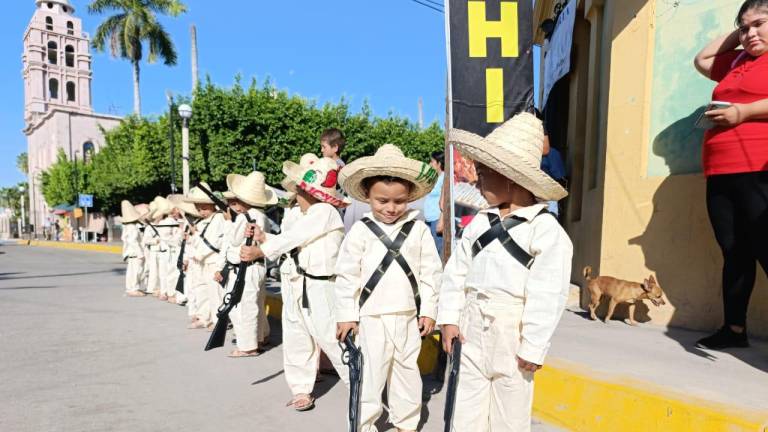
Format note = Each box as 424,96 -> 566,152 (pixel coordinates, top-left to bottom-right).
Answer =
22,0 -> 122,238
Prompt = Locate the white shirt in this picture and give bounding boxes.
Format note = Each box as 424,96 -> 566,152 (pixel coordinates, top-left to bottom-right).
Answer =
436,204 -> 573,365
159,216 -> 182,250
335,209 -> 442,322
191,212 -> 227,265
226,208 -> 267,265
121,223 -> 144,259
261,202 -> 345,278
141,221 -> 165,251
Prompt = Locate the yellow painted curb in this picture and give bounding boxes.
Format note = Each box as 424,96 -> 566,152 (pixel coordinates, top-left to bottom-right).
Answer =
18,239 -> 122,255
264,292 -> 768,432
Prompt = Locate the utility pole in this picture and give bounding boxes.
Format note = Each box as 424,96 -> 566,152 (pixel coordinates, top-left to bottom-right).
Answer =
418,97 -> 424,129
167,91 -> 177,194
191,25 -> 199,93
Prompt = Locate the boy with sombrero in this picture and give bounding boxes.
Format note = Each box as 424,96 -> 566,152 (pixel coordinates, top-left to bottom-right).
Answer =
168,195 -> 200,308
437,112 -> 573,431
239,154 -> 350,411
121,200 -> 147,297
334,144 -> 442,432
222,171 -> 277,357
184,183 -> 228,330
156,196 -> 185,304
142,197 -> 168,298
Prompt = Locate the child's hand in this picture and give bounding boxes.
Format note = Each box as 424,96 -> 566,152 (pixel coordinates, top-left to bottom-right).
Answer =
418,317 -> 436,336
213,271 -> 223,283
517,356 -> 542,373
240,245 -> 263,262
336,322 -> 358,341
245,224 -> 266,243
441,324 -> 464,354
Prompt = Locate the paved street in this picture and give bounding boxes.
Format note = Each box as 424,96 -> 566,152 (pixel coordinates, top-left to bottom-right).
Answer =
0,243 -> 565,432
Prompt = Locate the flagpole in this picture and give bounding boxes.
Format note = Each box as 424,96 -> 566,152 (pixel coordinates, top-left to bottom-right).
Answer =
442,0 -> 456,262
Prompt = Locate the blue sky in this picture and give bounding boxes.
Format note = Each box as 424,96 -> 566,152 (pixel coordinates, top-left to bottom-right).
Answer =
1,0 -> 538,188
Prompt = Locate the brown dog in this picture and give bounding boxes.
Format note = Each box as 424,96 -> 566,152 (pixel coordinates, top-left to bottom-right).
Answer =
584,266 -> 666,325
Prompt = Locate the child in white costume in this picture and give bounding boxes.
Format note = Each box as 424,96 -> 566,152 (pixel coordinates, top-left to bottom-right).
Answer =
168,195 -> 200,307
239,154 -> 351,412
183,183 -> 228,329
223,171 -> 277,357
121,200 -> 147,297
335,144 -> 442,432
158,198 -> 184,303
142,198 -> 166,298
437,113 -> 573,432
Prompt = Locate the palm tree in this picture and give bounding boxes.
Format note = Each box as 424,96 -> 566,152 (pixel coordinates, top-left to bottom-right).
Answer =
88,0 -> 187,116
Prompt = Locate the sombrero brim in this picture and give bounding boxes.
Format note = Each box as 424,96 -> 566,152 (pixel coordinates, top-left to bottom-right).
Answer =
339,157 -> 438,203
448,129 -> 568,202
226,174 -> 279,207
169,195 -> 201,218
183,195 -> 215,204
283,161 -> 351,208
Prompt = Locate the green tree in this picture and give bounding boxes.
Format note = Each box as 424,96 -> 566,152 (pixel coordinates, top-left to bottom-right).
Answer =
16,152 -> 28,175
0,182 -> 28,219
88,0 -> 187,116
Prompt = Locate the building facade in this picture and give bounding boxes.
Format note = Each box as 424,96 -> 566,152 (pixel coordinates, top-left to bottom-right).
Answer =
22,0 -> 121,234
534,0 -> 768,338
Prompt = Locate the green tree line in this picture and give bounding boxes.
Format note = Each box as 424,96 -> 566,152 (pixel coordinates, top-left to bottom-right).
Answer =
41,77 -> 444,214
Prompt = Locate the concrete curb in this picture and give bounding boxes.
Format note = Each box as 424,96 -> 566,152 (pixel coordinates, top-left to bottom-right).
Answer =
19,241 -> 768,431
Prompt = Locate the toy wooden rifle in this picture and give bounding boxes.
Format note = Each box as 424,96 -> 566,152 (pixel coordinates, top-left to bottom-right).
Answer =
341,334 -> 363,432
195,182 -> 238,221
174,225 -> 190,294
443,338 -> 462,432
204,212 -> 254,351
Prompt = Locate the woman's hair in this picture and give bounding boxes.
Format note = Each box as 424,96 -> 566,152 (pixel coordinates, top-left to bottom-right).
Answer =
361,175 -> 414,196
736,0 -> 768,26
431,151 -> 445,171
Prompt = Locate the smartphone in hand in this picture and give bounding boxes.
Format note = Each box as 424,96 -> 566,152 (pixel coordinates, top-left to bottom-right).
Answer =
695,101 -> 733,129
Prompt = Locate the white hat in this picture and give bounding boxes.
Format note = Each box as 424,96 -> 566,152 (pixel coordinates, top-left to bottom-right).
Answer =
168,194 -> 200,218
339,144 -> 439,203
448,112 -> 568,201
120,200 -> 146,223
282,154 -> 350,208
226,171 -> 279,207
134,203 -> 150,221
149,196 -> 173,219
183,182 -> 217,204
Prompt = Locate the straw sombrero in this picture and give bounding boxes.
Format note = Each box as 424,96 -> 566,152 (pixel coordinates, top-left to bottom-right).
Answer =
149,196 -> 174,219
183,182 -> 217,204
448,112 -> 567,201
168,194 -> 200,218
339,144 -> 438,203
134,203 -> 150,221
278,178 -> 297,207
121,200 -> 146,224
226,171 -> 278,207
222,191 -> 235,200
282,154 -> 350,208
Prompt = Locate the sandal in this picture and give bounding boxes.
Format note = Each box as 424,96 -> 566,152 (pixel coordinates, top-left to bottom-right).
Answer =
228,349 -> 260,358
159,294 -> 168,301
187,321 -> 207,329
286,394 -> 315,412
126,291 -> 146,297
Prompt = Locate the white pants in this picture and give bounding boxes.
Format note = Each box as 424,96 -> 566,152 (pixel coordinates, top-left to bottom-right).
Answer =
257,282 -> 270,344
229,263 -> 268,351
185,261 -> 201,319
281,277 -> 349,395
146,250 -> 161,294
204,261 -> 225,325
165,247 -> 181,298
125,257 -> 144,293
140,248 -> 150,292
359,312 -> 422,432
157,250 -> 171,297
451,292 -> 533,432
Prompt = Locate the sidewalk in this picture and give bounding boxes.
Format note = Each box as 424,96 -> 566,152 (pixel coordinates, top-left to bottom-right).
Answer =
18,240 -> 768,431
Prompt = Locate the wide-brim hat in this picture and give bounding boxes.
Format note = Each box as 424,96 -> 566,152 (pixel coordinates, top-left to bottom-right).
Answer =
226,171 -> 279,207
168,194 -> 200,218
282,153 -> 350,208
183,182 -> 216,204
134,203 -> 150,221
120,200 -> 146,223
149,196 -> 174,219
448,112 -> 568,201
278,178 -> 297,206
339,144 -> 438,203
222,191 -> 235,200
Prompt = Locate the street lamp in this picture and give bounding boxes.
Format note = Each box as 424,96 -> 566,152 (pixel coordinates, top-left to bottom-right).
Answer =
167,91 -> 177,194
18,185 -> 25,239
178,103 -> 192,195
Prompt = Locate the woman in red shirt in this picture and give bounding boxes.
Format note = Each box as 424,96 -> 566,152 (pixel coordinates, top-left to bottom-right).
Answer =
693,0 -> 768,350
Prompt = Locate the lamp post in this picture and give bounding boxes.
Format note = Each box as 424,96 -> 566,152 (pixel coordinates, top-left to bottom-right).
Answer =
167,92 -> 177,194
178,104 -> 192,195
18,185 -> 25,239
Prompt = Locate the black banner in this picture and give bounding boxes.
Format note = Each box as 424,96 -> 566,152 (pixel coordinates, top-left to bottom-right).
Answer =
448,0 -> 534,136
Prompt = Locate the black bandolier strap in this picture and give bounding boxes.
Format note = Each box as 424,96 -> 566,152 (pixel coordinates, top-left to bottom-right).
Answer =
359,217 -> 420,313
471,210 -> 550,268
200,212 -> 221,254
290,248 -> 335,309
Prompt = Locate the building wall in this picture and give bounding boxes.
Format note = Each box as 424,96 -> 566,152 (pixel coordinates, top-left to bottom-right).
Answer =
538,0 -> 768,337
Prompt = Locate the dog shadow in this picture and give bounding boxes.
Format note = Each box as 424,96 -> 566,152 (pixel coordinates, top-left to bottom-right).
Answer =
576,300 -> 653,325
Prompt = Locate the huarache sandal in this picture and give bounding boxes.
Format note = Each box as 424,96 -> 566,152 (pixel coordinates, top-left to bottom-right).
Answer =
227,349 -> 260,358
286,394 -> 315,412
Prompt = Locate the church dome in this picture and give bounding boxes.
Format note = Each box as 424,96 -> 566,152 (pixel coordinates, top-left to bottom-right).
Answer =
36,0 -> 75,14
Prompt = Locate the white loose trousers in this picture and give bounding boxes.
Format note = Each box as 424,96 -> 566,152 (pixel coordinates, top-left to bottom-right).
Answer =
358,312 -> 422,432
450,291 -> 533,432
